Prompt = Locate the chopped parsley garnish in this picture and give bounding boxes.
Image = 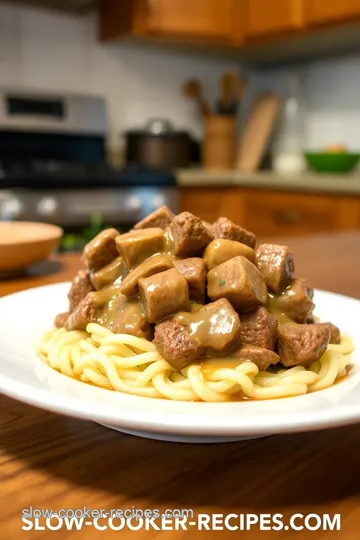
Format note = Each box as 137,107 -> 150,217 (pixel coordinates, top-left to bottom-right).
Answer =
218,280 -> 226,287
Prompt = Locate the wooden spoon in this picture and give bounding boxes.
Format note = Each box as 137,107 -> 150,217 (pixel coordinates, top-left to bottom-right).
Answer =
183,79 -> 211,118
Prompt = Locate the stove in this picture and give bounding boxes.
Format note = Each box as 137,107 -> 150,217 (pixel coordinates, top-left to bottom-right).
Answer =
0,88 -> 179,233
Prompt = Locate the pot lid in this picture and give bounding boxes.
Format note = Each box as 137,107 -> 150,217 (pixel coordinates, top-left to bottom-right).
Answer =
124,118 -> 190,138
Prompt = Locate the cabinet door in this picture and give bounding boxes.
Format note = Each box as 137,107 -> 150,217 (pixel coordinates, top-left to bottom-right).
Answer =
306,0 -> 360,26
245,0 -> 304,39
180,188 -> 245,223
242,190 -> 358,237
146,0 -> 234,39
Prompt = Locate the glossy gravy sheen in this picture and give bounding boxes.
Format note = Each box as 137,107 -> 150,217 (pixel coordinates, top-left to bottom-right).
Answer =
266,282 -> 299,326
174,304 -> 239,349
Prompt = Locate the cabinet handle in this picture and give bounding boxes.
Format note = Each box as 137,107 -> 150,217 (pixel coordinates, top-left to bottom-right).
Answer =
273,209 -> 301,225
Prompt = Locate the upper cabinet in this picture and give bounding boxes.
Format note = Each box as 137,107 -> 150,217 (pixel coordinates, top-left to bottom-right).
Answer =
145,0 -> 234,40
99,0 -> 360,61
306,0 -> 360,27
100,0 -> 234,42
244,0 -> 305,39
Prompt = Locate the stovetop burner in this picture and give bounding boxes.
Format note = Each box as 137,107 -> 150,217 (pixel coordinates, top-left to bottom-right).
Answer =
0,161 -> 177,189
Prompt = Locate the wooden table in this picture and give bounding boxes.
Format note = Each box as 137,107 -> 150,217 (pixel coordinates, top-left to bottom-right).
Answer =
1,232 -> 360,539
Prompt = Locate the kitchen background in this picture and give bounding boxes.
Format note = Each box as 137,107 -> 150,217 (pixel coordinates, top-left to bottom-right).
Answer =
1,0 -> 360,252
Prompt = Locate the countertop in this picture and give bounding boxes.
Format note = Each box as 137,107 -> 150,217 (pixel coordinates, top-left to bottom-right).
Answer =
177,169 -> 360,194
2,232 -> 360,539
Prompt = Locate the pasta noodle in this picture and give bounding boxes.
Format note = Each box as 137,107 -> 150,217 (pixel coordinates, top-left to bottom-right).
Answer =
37,323 -> 354,402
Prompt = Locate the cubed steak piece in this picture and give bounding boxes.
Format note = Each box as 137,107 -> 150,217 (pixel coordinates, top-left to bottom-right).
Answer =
119,254 -> 173,296
277,323 -> 330,367
139,268 -> 189,323
133,205 -> 175,231
170,211 -> 214,257
175,298 -> 241,353
66,291 -> 152,339
90,256 -> 124,290
174,258 -> 206,303
207,256 -> 267,312
115,228 -> 164,268
233,344 -> 280,371
255,244 -> 295,293
317,322 -> 341,345
271,278 -> 314,324
66,291 -> 102,331
212,217 -> 256,249
82,228 -> 119,271
203,238 -> 256,270
68,269 -> 94,312
154,320 -> 205,370
239,307 -> 278,350
54,312 -> 69,328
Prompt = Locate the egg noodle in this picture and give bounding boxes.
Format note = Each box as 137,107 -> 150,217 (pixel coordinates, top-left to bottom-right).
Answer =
37,323 -> 354,402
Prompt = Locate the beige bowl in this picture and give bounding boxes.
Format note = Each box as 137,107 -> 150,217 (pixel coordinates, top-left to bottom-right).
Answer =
0,221 -> 63,275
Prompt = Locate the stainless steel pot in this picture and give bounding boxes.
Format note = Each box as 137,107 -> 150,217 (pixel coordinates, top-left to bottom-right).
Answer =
123,119 -> 193,170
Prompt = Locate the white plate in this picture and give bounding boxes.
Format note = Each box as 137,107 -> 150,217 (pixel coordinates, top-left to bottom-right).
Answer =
0,282 -> 360,443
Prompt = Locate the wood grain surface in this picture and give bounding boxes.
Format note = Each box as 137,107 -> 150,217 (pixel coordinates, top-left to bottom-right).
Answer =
1,232 -> 360,539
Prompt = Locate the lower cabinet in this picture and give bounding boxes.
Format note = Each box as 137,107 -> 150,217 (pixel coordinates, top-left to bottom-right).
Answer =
180,187 -> 360,236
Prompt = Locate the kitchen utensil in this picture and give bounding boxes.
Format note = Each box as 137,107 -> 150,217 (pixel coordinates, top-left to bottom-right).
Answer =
202,115 -> 237,170
0,221 -> 62,277
216,71 -> 238,115
304,152 -> 360,174
236,92 -> 280,172
183,79 -> 211,118
124,119 -> 193,170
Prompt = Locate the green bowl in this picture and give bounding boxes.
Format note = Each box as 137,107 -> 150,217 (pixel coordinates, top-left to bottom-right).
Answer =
304,152 -> 360,174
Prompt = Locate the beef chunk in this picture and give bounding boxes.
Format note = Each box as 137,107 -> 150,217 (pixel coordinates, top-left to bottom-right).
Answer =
239,307 -> 278,350
82,228 -> 119,271
120,254 -> 173,296
207,255 -> 267,312
233,344 -> 280,371
256,244 -> 295,293
170,211 -> 214,257
54,312 -> 69,328
66,291 -> 152,339
317,322 -> 341,345
154,320 -> 205,370
175,298 -> 241,353
212,217 -> 256,248
203,238 -> 256,270
272,278 -> 314,323
90,256 -> 124,290
134,205 -> 174,231
277,323 -> 330,367
68,269 -> 94,312
115,228 -> 164,268
66,291 -> 101,331
174,258 -> 206,303
139,268 -> 189,323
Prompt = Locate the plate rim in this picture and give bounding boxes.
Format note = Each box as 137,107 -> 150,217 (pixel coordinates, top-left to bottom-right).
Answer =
1,281 -> 360,437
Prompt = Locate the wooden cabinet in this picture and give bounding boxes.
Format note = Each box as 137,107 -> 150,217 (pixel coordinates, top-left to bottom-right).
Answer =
244,0 -> 305,39
100,0 -> 234,42
180,187 -> 360,237
99,0 -> 360,57
145,0 -> 234,39
306,0 -> 360,27
241,191 -> 359,236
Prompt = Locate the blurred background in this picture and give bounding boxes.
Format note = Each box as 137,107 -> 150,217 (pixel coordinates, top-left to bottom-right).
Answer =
1,0 -> 360,253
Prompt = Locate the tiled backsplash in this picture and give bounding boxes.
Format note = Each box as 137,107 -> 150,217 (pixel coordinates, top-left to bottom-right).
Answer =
0,2 -> 239,160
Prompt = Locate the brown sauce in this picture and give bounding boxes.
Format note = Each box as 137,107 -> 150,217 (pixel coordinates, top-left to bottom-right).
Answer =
266,286 -> 296,326
174,303 -> 239,349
